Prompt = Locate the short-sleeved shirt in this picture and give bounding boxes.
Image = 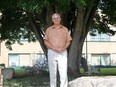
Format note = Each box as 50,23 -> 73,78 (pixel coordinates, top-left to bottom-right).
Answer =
44,25 -> 72,48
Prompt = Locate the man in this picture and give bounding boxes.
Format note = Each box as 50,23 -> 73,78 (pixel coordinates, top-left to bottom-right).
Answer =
44,13 -> 72,87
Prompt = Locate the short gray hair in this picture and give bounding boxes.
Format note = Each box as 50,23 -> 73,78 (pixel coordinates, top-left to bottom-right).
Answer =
52,13 -> 61,19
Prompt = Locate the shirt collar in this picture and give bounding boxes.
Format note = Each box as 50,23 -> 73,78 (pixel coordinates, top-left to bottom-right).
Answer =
52,25 -> 62,29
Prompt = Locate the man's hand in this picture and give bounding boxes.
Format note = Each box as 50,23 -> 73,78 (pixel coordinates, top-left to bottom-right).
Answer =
56,47 -> 65,53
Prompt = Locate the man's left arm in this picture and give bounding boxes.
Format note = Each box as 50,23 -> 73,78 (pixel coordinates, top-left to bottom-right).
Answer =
63,41 -> 71,50
60,31 -> 72,52
58,41 -> 71,52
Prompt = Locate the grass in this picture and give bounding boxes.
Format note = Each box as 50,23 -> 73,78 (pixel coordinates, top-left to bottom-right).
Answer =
3,68 -> 50,87
4,75 -> 50,87
80,67 -> 116,76
3,67 -> 116,87
14,69 -> 25,76
100,68 -> 116,75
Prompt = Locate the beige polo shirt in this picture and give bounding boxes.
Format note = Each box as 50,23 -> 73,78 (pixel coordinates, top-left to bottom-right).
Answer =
44,25 -> 72,48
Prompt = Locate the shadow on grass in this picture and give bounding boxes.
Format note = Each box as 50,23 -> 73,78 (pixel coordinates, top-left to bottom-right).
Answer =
4,68 -> 116,87
4,72 -> 50,87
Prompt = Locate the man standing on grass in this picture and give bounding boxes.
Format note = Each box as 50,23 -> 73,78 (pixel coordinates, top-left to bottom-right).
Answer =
44,13 -> 72,87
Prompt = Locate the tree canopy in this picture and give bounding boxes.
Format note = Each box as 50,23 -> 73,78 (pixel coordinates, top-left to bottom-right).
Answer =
0,0 -> 116,77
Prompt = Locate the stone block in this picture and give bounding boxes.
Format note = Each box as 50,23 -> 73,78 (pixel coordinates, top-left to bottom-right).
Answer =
1,68 -> 15,80
68,76 -> 116,87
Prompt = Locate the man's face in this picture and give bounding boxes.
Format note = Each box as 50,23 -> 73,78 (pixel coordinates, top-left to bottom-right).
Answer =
52,14 -> 61,25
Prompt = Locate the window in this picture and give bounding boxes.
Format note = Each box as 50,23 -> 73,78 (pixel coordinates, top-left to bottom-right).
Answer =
90,32 -> 110,41
91,54 -> 111,66
8,54 -> 20,66
20,38 -> 28,42
37,54 -> 46,63
8,53 -> 46,67
37,54 -> 47,67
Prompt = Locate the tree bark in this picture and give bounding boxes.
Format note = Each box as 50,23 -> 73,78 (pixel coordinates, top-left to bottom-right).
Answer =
68,7 -> 85,77
68,0 -> 100,77
26,11 -> 47,54
27,6 -> 55,56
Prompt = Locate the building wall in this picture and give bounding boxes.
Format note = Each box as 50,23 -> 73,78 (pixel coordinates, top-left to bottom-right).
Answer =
0,41 -> 44,67
83,42 -> 116,54
82,32 -> 116,66
0,32 -> 116,67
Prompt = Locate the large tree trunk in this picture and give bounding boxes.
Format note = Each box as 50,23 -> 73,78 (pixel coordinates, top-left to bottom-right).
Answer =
68,7 -> 86,77
68,0 -> 100,78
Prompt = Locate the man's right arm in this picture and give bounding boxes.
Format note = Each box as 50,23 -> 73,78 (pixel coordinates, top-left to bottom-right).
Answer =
44,27 -> 58,52
44,28 -> 53,49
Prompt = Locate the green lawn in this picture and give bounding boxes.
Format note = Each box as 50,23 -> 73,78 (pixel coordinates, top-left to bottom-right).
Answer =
80,67 -> 116,76
4,68 -> 50,87
100,68 -> 116,75
3,68 -> 116,87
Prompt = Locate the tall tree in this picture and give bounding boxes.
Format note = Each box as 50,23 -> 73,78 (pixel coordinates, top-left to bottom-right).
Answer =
0,0 -> 116,77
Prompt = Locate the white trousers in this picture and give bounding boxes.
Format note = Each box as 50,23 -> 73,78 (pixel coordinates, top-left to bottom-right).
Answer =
48,49 -> 68,87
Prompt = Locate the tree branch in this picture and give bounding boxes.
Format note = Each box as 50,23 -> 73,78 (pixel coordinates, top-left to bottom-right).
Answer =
26,11 -> 47,55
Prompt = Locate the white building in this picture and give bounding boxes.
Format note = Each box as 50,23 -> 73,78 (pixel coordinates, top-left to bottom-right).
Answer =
0,29 -> 116,67
83,27 -> 116,66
